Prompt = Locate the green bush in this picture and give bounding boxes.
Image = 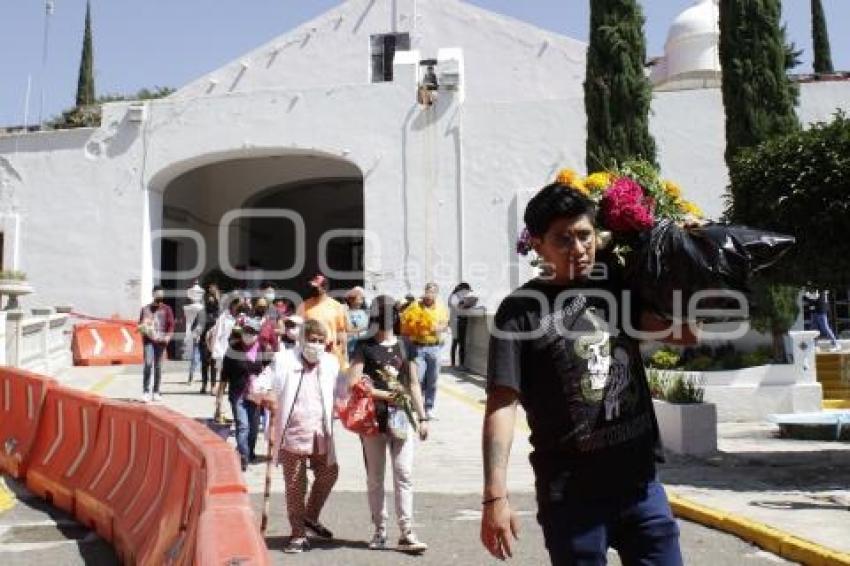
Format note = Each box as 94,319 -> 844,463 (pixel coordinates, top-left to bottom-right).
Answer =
740,347 -> 774,368
726,112 -> 850,287
683,355 -> 714,372
664,373 -> 705,404
645,368 -> 705,404
648,346 -> 681,369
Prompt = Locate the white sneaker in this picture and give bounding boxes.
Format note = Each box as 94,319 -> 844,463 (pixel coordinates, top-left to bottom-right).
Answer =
141,392 -> 152,403
368,530 -> 387,550
153,393 -> 163,402
397,530 -> 428,553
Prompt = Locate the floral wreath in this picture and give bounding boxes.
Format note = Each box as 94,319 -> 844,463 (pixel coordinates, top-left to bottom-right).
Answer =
517,160 -> 704,265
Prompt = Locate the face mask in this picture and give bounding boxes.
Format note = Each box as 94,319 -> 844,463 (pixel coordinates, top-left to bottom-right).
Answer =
263,292 -> 275,302
302,342 -> 323,364
241,334 -> 258,347
285,328 -> 299,341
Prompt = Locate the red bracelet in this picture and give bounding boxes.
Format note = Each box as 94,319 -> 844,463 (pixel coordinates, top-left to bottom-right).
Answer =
481,496 -> 506,506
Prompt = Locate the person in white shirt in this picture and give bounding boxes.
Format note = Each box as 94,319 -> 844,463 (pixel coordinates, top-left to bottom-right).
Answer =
253,319 -> 346,554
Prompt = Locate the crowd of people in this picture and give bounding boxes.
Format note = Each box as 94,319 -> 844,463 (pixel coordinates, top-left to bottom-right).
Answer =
137,274 -> 478,555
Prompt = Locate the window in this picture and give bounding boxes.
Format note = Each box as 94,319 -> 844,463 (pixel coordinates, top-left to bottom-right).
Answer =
371,33 -> 410,83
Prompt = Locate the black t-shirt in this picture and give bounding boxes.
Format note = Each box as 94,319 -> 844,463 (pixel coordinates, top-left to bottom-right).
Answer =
487,273 -> 661,502
353,337 -> 408,432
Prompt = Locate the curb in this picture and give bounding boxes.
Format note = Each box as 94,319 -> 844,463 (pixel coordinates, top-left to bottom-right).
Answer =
668,492 -> 850,565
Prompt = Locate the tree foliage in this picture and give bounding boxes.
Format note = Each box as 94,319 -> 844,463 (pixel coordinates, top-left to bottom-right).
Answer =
726,112 -> 850,287
76,1 -> 95,107
811,0 -> 834,74
584,0 -> 656,172
719,0 -> 799,167
49,87 -> 176,129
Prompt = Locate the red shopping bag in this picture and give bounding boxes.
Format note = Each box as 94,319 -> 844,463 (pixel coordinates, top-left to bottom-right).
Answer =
338,378 -> 379,436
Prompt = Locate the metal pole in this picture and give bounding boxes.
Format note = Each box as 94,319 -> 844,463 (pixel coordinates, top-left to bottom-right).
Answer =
38,0 -> 55,127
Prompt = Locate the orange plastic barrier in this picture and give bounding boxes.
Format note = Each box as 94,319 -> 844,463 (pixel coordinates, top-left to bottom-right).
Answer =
0,368 -> 54,479
72,320 -> 143,366
113,405 -> 184,565
1,368 -> 269,566
195,504 -> 271,566
74,401 -> 150,542
25,386 -> 103,513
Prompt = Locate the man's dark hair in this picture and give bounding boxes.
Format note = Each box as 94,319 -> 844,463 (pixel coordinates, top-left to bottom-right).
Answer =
523,183 -> 597,237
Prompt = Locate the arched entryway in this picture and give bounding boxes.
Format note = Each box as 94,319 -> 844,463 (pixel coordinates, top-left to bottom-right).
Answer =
150,151 -> 363,352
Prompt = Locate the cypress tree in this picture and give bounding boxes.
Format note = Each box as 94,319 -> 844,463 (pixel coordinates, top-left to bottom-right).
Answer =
75,1 -> 95,107
811,0 -> 834,74
584,0 -> 656,172
719,0 -> 799,167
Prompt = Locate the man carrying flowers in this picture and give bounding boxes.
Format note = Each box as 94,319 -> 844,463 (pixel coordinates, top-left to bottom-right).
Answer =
481,179 -> 700,566
401,282 -> 449,419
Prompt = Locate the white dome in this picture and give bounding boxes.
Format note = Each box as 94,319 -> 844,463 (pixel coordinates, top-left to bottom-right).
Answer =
652,0 -> 721,92
667,0 -> 720,48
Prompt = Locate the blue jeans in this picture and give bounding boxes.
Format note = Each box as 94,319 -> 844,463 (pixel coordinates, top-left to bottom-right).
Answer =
188,341 -> 201,381
814,313 -> 839,346
230,393 -> 260,464
537,480 -> 682,566
142,342 -> 166,394
413,344 -> 441,412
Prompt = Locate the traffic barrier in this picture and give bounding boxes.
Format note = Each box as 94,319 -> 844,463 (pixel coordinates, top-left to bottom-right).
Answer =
195,503 -> 271,566
25,386 -> 103,513
135,415 -> 248,566
1,369 -> 269,565
0,368 -> 54,479
74,400 -> 150,542
72,320 -> 143,366
113,405 -> 183,565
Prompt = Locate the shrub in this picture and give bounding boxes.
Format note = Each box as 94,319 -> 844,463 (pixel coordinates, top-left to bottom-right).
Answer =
646,368 -> 705,404
664,373 -> 705,404
648,346 -> 681,369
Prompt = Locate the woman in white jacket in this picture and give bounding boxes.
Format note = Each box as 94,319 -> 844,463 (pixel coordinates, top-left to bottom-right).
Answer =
254,319 -> 346,554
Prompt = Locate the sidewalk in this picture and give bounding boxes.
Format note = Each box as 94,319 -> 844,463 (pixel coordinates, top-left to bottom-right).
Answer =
49,360 -> 845,563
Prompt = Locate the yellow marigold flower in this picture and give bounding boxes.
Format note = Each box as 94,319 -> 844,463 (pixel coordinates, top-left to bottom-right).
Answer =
571,179 -> 591,196
584,172 -> 613,192
555,168 -> 579,186
681,200 -> 704,218
662,180 -> 683,201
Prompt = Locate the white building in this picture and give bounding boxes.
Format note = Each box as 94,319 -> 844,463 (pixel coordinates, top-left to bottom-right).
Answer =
0,0 -> 848,319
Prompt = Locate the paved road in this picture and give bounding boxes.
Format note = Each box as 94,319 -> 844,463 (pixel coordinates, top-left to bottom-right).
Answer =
0,361 -> 797,564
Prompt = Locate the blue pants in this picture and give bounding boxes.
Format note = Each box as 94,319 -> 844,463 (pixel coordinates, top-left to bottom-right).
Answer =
814,313 -> 838,346
413,344 -> 441,412
142,342 -> 166,394
187,341 -> 201,381
230,394 -> 260,464
537,480 -> 682,566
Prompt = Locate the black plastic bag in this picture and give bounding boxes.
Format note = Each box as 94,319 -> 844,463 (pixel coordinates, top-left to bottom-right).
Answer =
627,220 -> 795,321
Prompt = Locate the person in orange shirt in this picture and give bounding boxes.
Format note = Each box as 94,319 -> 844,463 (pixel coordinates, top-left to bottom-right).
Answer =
296,274 -> 349,366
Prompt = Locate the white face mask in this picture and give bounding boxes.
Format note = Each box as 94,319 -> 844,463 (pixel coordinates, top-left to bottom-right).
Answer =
302,342 -> 323,364
285,328 -> 299,341
241,334 -> 258,347
263,292 -> 275,302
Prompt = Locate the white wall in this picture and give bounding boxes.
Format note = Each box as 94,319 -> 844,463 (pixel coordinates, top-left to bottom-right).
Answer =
172,0 -> 586,105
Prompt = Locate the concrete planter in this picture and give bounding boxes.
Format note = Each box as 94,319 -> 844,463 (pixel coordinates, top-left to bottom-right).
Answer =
0,279 -> 33,310
653,399 -> 717,456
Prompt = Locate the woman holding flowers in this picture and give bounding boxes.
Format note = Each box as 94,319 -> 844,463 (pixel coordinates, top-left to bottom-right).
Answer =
348,295 -> 430,554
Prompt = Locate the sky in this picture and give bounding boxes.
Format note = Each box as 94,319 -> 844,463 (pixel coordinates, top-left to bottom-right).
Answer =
1,0 -> 848,127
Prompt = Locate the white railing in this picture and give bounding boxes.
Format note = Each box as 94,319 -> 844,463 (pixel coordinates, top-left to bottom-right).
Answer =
1,306 -> 73,374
